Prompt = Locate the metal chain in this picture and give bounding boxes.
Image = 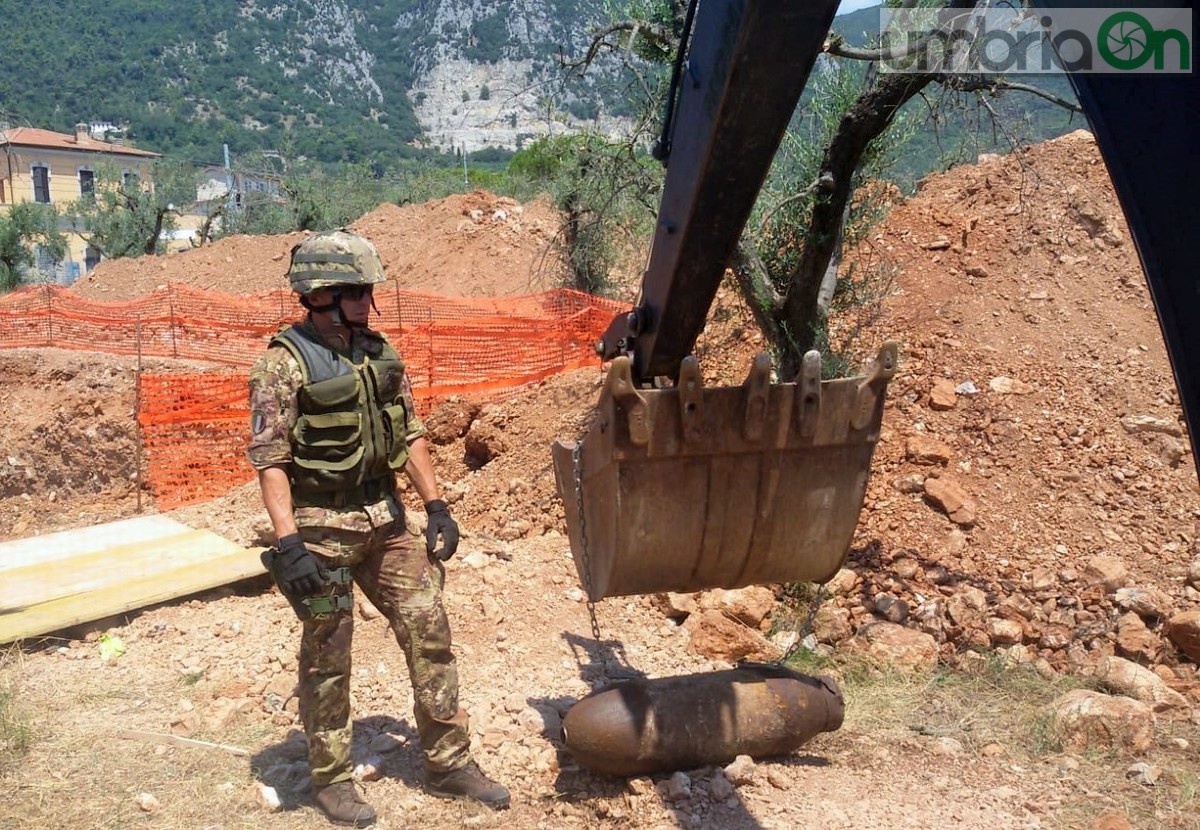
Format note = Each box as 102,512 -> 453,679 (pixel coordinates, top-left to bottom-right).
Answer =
571,441 -> 602,640
780,581 -> 827,665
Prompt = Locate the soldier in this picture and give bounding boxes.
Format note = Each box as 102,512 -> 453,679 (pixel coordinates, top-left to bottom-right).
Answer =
248,230 -> 509,827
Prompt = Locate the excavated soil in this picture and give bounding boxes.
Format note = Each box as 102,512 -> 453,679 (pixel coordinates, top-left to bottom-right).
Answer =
2,131 -> 1198,830
70,191 -> 569,300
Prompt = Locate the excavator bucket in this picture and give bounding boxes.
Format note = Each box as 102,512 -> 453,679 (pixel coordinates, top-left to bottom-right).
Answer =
552,343 -> 898,601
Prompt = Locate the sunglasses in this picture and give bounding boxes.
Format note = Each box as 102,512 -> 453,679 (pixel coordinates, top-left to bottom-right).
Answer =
339,285 -> 375,301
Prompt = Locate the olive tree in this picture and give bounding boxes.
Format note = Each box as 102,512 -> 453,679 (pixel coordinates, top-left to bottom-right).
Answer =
0,203 -> 68,291
572,0 -> 1081,378
66,160 -> 197,259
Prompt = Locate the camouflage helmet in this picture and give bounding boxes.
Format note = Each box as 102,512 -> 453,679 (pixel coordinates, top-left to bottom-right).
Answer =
287,230 -> 386,295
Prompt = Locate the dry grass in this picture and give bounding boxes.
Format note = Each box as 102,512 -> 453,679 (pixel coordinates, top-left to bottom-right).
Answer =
787,647 -> 1200,830
3,623 -> 1196,829
0,652 -> 35,775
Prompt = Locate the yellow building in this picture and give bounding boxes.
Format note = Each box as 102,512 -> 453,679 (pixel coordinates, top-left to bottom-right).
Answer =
0,123 -> 160,282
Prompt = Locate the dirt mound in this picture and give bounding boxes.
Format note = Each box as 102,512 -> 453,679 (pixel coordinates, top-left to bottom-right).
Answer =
13,131 -> 1199,672
4,131 -> 1199,829
844,129 -> 1197,671
70,190 -> 569,300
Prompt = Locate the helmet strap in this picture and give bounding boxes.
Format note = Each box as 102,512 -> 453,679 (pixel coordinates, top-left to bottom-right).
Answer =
299,294 -> 338,315
300,290 -> 371,329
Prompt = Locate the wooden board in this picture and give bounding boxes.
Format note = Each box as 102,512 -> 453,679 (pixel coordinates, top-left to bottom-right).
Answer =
0,515 -> 267,644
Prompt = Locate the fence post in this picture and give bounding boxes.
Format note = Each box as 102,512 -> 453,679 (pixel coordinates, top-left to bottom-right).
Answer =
44,284 -> 53,346
394,279 -> 402,335
167,283 -> 179,358
426,304 -> 435,395
135,318 -> 144,513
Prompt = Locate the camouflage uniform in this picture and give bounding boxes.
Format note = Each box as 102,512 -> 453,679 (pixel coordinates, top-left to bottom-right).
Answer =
248,323 -> 470,787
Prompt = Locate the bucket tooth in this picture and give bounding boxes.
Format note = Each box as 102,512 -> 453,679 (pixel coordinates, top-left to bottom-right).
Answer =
851,341 -> 899,432
742,353 -> 771,441
678,356 -> 704,444
605,356 -> 649,445
796,349 -> 822,438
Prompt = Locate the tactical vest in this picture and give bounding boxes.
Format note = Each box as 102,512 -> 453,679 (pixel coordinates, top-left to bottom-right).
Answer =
272,323 -> 413,506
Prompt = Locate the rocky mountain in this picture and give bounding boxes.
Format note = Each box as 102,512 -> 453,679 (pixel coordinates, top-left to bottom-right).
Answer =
0,0 -> 640,164
0,1 -> 1078,177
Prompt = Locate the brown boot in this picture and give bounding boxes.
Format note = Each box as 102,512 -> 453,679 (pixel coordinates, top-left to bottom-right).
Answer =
425,760 -> 510,809
313,780 -> 377,827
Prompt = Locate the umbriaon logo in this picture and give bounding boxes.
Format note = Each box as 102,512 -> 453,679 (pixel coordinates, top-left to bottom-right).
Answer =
1096,11 -> 1191,71
879,7 -> 1193,74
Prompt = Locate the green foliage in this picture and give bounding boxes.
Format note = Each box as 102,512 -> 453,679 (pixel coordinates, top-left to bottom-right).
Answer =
236,163 -> 392,235
602,0 -> 681,62
464,12 -> 510,63
0,203 -> 68,291
740,63 -> 916,375
480,84 -> 491,101
757,66 -> 907,290
65,160 -> 197,259
0,0 -> 431,166
508,133 -> 662,296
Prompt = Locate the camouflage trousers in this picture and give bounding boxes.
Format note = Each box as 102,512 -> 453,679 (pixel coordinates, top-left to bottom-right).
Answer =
295,503 -> 470,787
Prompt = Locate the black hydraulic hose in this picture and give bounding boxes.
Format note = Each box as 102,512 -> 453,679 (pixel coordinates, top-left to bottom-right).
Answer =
651,0 -> 699,164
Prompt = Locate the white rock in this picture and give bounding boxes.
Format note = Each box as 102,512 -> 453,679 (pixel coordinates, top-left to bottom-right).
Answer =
724,754 -> 757,785
1097,656 -> 1190,713
659,771 -> 691,801
989,376 -> 1034,394
368,732 -> 406,753
1119,414 -> 1182,436
1126,761 -> 1162,785
354,756 -> 384,782
255,784 -> 282,812
461,550 -> 490,569
626,776 -> 654,796
931,736 -> 965,756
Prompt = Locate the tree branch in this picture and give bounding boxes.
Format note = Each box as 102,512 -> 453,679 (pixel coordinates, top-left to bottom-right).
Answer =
731,239 -> 785,345
561,21 -> 676,73
938,74 -> 1084,113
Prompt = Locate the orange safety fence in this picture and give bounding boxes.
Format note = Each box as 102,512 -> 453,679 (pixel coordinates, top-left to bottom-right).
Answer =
1,283 -> 626,509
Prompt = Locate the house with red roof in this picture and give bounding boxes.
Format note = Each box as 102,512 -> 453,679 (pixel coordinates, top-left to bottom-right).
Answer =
0,123 -> 160,282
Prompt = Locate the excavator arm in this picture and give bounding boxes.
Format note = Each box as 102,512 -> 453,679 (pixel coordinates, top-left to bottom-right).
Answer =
553,0 -> 898,602
596,0 -> 841,381
554,0 -> 1198,604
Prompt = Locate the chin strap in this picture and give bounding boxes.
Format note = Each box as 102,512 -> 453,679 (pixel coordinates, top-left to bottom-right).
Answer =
299,294 -> 338,314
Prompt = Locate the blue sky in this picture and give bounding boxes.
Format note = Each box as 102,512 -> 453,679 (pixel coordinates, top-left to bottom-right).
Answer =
837,0 -> 880,14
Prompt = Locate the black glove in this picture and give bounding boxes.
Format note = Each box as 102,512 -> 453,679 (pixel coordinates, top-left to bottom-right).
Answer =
424,499 -> 460,561
275,533 -> 325,596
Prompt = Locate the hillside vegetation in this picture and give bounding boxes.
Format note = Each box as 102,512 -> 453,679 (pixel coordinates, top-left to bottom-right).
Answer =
0,0 -> 630,165
0,1 -> 1082,177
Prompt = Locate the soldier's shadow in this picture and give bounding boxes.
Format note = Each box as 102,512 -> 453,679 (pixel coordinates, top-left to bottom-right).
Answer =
249,714 -> 422,811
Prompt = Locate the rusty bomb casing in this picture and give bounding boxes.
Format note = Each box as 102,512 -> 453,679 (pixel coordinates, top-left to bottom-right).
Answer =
561,664 -> 844,777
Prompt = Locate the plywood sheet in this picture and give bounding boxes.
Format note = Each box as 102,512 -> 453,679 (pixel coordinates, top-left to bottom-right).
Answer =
0,515 -> 266,644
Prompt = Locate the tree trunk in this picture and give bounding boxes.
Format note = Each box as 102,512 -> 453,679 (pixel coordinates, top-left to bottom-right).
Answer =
145,209 -> 167,256
774,70 -> 934,379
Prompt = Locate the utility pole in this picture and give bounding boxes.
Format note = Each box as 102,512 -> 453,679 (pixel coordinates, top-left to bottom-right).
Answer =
223,144 -> 237,212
